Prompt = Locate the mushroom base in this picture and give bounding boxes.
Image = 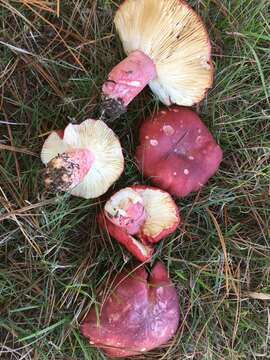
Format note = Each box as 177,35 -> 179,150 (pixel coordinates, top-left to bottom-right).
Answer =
100,96 -> 127,122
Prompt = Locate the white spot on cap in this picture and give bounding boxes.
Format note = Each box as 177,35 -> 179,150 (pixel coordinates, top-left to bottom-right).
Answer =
198,129 -> 202,134
173,172 -> 177,176
163,125 -> 175,136
90,341 -> 95,344
196,136 -> 202,143
172,108 -> 179,112
188,156 -> 194,160
198,182 -> 203,186
184,169 -> 189,175
157,287 -> 164,294
150,139 -> 158,146
145,135 -> 149,139
161,111 -> 166,115
141,348 -> 146,352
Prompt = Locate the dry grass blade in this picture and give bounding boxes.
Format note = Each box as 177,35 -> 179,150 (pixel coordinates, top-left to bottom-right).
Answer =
0,143 -> 37,157
207,208 -> 239,297
245,292 -> 270,301
22,2 -> 88,73
21,55 -> 64,98
15,0 -> 57,13
0,198 -> 57,222
56,0 -> 60,17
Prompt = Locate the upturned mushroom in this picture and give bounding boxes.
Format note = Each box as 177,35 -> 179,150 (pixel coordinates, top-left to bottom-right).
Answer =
136,106 -> 222,197
41,119 -> 124,199
81,261 -> 180,358
98,185 -> 180,262
101,0 -> 213,119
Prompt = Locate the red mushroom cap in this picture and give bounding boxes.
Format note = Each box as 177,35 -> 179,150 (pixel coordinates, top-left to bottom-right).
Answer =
136,106 -> 222,197
81,261 -> 180,358
99,185 -> 180,262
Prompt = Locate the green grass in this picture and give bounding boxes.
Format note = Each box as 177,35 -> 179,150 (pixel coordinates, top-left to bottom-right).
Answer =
0,0 -> 270,359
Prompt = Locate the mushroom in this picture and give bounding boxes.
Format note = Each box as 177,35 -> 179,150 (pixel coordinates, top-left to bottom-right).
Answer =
81,261 -> 180,358
41,119 -> 124,199
101,0 -> 213,119
98,185 -> 180,262
135,106 -> 222,197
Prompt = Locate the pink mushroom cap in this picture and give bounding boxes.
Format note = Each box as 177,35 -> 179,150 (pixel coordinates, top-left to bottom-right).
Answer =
81,261 -> 180,358
136,106 -> 223,197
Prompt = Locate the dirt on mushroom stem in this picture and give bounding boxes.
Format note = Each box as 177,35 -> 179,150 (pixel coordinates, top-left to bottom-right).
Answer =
44,149 -> 94,193
44,154 -> 77,193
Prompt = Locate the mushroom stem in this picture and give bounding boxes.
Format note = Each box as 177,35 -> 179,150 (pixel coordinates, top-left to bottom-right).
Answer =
101,50 -> 157,120
104,188 -> 147,235
44,149 -> 94,193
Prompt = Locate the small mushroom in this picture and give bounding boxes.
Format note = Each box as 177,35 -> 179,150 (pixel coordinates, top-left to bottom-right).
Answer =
101,0 -> 213,119
135,106 -> 222,197
81,261 -> 180,358
41,119 -> 124,199
99,185 -> 180,262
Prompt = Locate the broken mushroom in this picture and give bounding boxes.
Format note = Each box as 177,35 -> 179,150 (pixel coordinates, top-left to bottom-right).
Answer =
101,0 -> 213,119
98,185 -> 180,262
136,106 -> 222,197
41,119 -> 124,199
81,261 -> 180,358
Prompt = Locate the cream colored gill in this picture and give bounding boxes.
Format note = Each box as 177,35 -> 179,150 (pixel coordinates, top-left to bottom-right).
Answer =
41,132 -> 71,165
136,188 -> 178,237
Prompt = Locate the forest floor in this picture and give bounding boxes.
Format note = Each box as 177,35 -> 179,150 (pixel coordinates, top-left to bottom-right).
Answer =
0,0 -> 270,359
